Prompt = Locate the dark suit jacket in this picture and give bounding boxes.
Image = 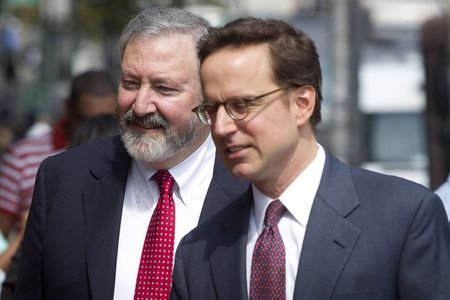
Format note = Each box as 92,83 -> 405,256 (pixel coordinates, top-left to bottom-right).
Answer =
171,153 -> 450,300
14,135 -> 248,300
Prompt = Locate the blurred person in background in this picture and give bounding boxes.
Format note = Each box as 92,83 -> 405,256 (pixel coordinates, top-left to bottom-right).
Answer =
0,113 -> 118,300
0,211 -> 26,299
23,116 -> 52,138
0,120 -> 15,157
14,7 -> 247,300
69,113 -> 119,147
0,69 -> 117,287
0,69 -> 117,238
0,119 -> 14,261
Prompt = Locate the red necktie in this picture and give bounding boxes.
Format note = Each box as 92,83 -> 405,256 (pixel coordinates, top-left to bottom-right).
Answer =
250,200 -> 287,300
134,170 -> 175,300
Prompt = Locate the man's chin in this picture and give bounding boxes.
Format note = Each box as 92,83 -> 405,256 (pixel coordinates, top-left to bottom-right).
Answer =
228,163 -> 254,180
124,144 -> 170,162
121,132 -> 168,160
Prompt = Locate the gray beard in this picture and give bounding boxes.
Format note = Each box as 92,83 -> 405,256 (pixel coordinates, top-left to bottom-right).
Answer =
119,110 -> 202,162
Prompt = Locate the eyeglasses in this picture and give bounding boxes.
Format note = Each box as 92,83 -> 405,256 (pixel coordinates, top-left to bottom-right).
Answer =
192,86 -> 292,125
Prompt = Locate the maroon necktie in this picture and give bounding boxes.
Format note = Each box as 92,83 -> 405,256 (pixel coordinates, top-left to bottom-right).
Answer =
250,200 -> 287,300
134,170 -> 175,300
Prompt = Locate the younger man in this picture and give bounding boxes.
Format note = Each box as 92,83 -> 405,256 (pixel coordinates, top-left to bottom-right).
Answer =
172,17 -> 450,300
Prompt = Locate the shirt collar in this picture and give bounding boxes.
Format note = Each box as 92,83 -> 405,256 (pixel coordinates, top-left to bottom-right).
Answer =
252,144 -> 325,231
133,134 -> 216,205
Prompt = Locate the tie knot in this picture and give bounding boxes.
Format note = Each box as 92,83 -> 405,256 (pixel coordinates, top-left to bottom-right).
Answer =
153,170 -> 175,197
264,200 -> 286,228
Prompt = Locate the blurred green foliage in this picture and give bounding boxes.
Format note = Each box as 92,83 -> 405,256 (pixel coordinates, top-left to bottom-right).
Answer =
74,0 -> 139,38
2,0 -> 225,38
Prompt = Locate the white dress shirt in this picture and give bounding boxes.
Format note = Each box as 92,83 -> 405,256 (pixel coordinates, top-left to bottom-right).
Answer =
246,145 -> 325,300
113,135 -> 216,300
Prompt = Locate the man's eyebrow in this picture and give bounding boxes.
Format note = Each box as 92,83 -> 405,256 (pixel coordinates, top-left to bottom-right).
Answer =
120,71 -> 137,78
152,77 -> 177,85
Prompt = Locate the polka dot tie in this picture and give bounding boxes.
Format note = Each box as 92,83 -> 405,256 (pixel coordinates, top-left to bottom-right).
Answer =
250,200 -> 287,300
134,170 -> 175,300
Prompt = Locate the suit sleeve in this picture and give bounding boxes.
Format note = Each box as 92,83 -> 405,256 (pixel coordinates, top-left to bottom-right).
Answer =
398,192 -> 450,299
171,236 -> 189,300
14,160 -> 51,300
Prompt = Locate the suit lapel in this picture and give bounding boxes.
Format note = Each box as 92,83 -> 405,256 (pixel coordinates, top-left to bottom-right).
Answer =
82,137 -> 132,300
199,156 -> 248,223
293,153 -> 361,300
209,189 -> 253,300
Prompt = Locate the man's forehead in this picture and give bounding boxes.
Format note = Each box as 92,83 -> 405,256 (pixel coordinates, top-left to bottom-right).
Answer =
201,45 -> 273,81
122,35 -> 199,74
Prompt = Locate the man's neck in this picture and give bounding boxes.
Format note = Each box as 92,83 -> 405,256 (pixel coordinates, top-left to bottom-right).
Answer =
253,138 -> 318,199
147,128 -> 210,170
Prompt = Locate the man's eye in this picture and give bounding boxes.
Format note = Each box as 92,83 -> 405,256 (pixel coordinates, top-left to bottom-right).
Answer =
232,100 -> 248,108
156,86 -> 180,96
121,80 -> 139,90
228,99 -> 248,113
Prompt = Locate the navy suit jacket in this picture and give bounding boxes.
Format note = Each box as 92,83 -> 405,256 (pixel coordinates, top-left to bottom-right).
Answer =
14,135 -> 248,300
171,153 -> 450,300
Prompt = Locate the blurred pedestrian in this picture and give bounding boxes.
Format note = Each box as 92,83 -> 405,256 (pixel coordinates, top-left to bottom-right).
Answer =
0,70 -> 117,296
69,114 -> 118,147
0,120 -> 15,156
0,70 -> 117,238
14,7 -> 247,300
0,211 -> 26,299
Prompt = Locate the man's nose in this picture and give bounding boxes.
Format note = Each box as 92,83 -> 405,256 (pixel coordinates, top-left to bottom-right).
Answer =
212,105 -> 238,138
132,85 -> 157,117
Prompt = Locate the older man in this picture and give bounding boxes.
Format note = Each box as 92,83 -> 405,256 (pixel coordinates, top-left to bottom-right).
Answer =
15,7 -> 246,300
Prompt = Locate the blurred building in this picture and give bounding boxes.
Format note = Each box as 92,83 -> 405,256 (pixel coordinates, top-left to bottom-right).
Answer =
0,0 -> 447,188
359,0 -> 442,187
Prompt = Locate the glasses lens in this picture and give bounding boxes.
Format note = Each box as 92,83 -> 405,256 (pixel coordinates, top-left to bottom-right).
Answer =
196,105 -> 213,125
226,99 -> 248,120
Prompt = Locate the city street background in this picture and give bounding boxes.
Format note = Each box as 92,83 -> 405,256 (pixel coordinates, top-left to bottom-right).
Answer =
0,0 -> 447,188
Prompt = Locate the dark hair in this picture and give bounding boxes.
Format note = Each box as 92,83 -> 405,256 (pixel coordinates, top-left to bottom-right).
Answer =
67,70 -> 117,114
199,17 -> 323,126
69,114 -> 118,147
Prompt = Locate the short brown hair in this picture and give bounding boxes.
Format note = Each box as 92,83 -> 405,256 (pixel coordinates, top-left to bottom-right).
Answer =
199,17 -> 323,126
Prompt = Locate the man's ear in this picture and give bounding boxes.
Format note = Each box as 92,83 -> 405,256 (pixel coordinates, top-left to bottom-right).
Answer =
292,85 -> 316,126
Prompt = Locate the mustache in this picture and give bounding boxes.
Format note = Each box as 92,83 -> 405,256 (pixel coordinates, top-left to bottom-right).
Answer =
121,110 -> 170,129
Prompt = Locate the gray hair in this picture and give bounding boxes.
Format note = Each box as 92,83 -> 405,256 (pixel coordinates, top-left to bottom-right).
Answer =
119,7 -> 210,60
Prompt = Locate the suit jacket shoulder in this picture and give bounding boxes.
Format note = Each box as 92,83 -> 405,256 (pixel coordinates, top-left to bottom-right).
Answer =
199,157 -> 249,223
297,153 -> 450,299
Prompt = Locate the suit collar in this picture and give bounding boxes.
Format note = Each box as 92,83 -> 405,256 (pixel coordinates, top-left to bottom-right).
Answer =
198,156 -> 248,223
82,136 -> 132,300
315,152 -> 360,217
89,135 -> 131,180
209,188 -> 253,300
293,152 -> 361,299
